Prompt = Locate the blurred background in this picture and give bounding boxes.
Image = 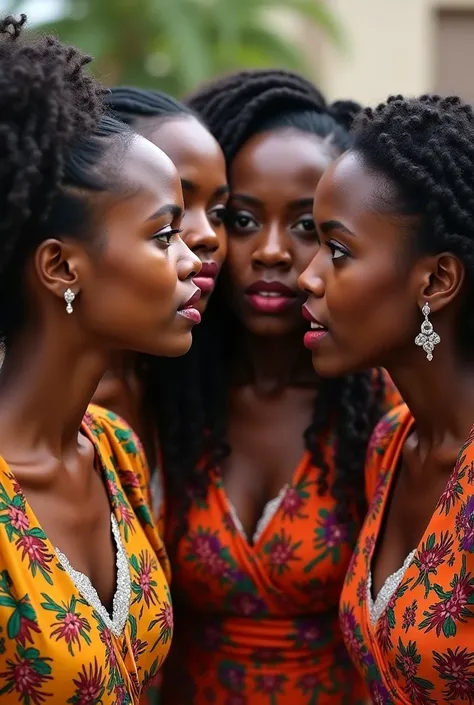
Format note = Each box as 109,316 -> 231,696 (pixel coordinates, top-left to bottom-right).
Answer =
2,0 -> 474,105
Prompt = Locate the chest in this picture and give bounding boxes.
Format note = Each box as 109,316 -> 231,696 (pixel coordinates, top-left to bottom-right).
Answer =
342,453 -> 474,704
12,457 -> 116,612
221,387 -> 314,539
371,462 -> 451,598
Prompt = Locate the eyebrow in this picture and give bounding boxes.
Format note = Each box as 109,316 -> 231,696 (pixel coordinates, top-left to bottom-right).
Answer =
181,179 -> 230,199
230,193 -> 262,207
147,203 -> 183,221
319,220 -> 355,237
289,197 -> 314,209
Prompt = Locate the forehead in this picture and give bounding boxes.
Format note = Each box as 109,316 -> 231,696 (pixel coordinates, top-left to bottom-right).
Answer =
230,129 -> 336,198
315,151 -> 397,218
106,134 -> 183,216
315,151 -> 411,252
147,116 -> 225,181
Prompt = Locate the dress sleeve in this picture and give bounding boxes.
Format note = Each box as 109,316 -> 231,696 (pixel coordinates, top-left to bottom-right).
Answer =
85,404 -> 171,584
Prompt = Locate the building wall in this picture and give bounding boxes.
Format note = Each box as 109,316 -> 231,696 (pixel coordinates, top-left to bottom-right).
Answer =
305,0 -> 474,105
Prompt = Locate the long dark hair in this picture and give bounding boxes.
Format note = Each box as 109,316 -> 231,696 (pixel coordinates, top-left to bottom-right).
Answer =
128,72 -> 388,546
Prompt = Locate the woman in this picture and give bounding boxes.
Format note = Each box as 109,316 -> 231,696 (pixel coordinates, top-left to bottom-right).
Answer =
156,70 -> 401,705
299,94 -> 474,704
0,16 -> 201,704
91,87 -> 228,519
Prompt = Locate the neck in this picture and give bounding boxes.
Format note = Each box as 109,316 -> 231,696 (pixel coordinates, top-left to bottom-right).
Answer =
0,326 -> 109,458
387,346 -> 474,448
234,329 -> 316,392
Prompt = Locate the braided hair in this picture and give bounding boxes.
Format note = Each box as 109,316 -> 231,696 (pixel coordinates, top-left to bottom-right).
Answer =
150,71 -> 387,546
352,94 -> 474,354
187,68 -> 361,161
0,15 -> 130,348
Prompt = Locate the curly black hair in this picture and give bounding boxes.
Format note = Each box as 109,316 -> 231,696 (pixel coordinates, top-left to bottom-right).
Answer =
0,15 -> 131,347
135,71 -> 388,546
351,94 -> 474,355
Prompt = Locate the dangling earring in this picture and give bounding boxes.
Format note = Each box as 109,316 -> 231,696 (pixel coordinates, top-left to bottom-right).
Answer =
415,302 -> 440,361
64,288 -> 76,315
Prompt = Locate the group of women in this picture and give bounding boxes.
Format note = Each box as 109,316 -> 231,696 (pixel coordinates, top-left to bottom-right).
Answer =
1,12 -> 474,705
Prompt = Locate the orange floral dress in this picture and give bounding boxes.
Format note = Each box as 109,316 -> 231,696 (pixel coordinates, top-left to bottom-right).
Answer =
0,405 -> 172,705
340,403 -> 474,704
161,375 -> 401,705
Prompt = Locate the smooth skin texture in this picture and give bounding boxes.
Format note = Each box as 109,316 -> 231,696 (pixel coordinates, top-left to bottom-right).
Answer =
299,149 -> 470,598
0,134 -> 200,606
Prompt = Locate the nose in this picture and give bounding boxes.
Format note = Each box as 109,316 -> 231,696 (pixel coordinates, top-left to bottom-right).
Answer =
183,211 -> 220,255
298,250 -> 325,297
252,224 -> 292,270
177,238 -> 202,280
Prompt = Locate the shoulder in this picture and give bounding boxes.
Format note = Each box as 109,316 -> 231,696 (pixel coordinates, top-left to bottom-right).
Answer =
84,404 -> 145,456
365,403 -> 412,503
83,404 -> 148,487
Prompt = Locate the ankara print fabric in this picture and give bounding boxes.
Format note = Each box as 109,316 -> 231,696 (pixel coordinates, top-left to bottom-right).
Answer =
0,405 -> 172,704
340,403 -> 474,704
159,372 -> 401,705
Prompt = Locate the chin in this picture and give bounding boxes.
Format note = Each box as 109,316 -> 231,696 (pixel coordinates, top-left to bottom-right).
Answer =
310,351 -> 360,378
145,332 -> 194,358
244,319 -> 301,338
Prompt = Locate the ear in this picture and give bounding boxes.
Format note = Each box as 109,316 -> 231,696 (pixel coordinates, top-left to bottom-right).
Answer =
415,252 -> 464,313
34,238 -> 85,300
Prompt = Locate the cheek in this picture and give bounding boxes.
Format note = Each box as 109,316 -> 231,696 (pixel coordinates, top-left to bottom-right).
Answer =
82,246 -> 179,324
225,238 -> 251,282
327,258 -> 407,323
293,242 -> 321,276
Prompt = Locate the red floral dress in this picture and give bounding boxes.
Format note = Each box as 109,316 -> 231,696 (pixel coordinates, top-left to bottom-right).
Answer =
160,375 -> 401,705
340,403 -> 474,704
0,405 -> 173,704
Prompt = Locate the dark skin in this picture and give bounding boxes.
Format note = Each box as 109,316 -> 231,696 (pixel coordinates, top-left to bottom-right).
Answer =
0,135 -> 200,608
299,150 -> 472,594
92,116 -> 228,464
222,128 -> 338,541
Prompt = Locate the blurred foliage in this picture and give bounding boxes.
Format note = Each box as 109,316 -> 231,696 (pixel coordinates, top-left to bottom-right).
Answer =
4,0 -> 343,97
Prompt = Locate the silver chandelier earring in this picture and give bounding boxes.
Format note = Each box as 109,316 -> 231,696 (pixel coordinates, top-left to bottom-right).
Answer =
64,288 -> 76,315
415,302 -> 440,361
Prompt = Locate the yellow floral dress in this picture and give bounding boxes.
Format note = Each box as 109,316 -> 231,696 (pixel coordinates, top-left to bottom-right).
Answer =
0,404 -> 173,704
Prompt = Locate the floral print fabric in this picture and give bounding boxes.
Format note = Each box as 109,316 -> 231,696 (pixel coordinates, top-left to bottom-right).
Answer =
0,405 -> 172,704
161,374 -> 401,705
340,403 -> 474,704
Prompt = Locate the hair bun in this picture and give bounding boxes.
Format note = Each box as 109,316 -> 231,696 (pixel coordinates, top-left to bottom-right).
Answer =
0,13 -> 26,38
329,100 -> 363,131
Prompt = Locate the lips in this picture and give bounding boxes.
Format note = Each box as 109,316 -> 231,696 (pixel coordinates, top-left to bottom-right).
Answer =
177,289 -> 201,324
245,280 -> 297,315
193,261 -> 218,295
302,303 -> 328,349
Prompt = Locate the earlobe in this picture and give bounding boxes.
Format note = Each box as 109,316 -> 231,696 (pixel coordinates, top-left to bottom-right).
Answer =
34,238 -> 82,301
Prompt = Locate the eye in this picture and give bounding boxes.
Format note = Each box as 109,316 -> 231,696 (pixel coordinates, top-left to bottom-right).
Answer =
153,227 -> 183,246
327,240 -> 350,261
208,205 -> 227,227
292,214 -> 316,235
227,209 -> 259,233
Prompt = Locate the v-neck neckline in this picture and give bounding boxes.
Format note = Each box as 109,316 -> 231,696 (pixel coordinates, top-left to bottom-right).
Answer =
217,451 -> 308,551
0,418 -> 132,637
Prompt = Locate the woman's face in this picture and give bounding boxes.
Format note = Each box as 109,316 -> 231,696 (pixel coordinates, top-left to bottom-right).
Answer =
224,128 -> 336,337
298,150 -> 424,377
145,116 -> 228,314
63,134 -> 202,358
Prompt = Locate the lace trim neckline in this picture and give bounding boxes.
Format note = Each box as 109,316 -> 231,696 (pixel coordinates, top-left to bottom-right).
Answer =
55,514 -> 131,637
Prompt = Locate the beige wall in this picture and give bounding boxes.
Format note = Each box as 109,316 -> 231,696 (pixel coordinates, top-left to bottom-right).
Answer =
304,0 -> 474,105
